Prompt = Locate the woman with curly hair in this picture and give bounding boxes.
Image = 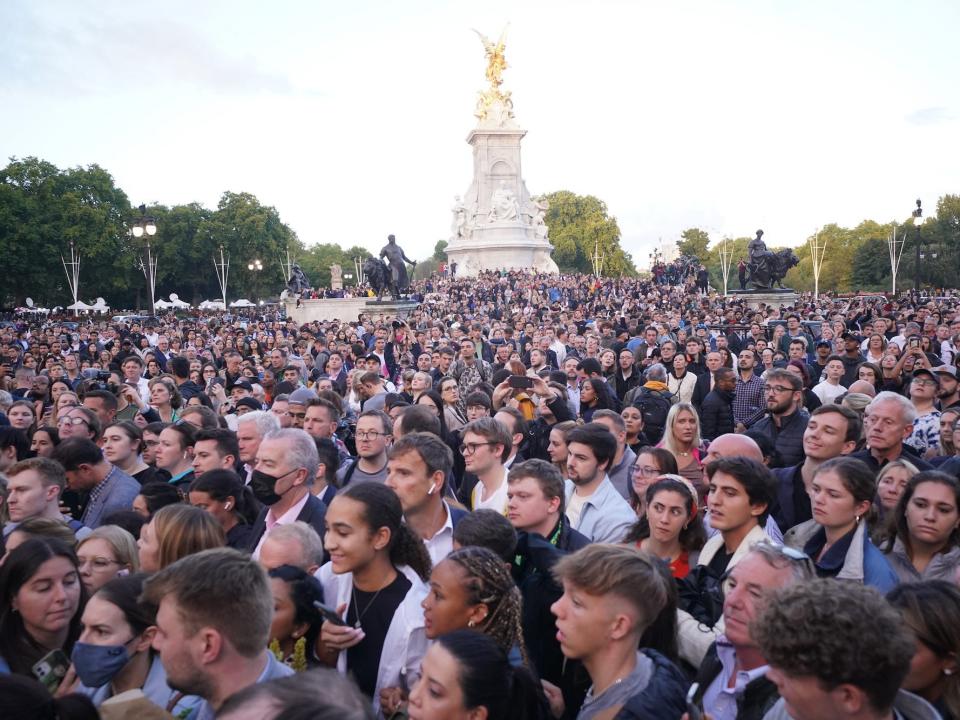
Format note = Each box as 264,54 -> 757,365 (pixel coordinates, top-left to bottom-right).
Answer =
421,546 -> 528,664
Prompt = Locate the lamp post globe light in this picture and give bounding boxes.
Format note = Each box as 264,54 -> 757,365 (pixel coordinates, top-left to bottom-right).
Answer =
247,259 -> 263,300
132,204 -> 159,315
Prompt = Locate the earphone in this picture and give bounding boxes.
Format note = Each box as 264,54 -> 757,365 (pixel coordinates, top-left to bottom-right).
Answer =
427,482 -> 437,495
224,502 -> 232,510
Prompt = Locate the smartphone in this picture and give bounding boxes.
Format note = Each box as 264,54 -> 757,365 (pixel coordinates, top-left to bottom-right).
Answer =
909,337 -> 920,348
314,601 -> 349,627
508,375 -> 534,389
685,683 -> 702,720
32,649 -> 70,693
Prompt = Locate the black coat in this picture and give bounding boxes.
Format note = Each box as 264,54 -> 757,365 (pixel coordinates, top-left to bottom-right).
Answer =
691,642 -> 779,720
615,649 -> 690,720
691,372 -> 713,410
699,388 -> 735,441
247,493 -> 328,559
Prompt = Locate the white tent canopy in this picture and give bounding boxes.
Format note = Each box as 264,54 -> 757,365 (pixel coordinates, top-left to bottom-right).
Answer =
91,297 -> 110,313
199,299 -> 226,310
67,300 -> 93,311
168,293 -> 190,309
153,299 -> 171,309
229,298 -> 255,308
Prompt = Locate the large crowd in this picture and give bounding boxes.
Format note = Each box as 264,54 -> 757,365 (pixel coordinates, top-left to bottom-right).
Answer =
1,259 -> 960,720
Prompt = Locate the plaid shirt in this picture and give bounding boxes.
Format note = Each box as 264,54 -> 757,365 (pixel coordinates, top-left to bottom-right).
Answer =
733,373 -> 765,426
81,465 -> 118,525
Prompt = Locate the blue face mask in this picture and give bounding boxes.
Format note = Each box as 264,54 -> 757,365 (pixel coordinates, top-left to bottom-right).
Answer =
70,640 -> 134,688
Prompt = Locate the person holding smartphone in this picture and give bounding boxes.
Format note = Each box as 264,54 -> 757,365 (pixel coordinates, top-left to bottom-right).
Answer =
0,538 -> 86,685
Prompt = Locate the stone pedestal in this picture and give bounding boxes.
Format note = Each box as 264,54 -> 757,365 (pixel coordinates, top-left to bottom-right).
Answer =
445,104 -> 557,277
729,290 -> 801,309
284,297 -> 418,325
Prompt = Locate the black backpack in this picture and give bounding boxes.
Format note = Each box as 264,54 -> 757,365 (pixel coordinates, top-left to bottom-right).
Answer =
633,387 -> 672,444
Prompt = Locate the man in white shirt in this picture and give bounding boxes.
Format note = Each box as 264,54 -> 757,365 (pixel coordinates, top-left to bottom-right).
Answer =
462,417 -> 512,512
811,355 -> 847,405
563,423 -> 635,543
386,432 -> 461,565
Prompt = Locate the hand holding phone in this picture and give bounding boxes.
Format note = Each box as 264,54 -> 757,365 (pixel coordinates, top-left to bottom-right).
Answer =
685,683 -> 703,720
508,375 -> 534,390
32,649 -> 70,694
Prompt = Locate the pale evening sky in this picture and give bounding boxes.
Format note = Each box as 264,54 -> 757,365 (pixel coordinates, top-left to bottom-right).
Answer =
2,0 -> 958,269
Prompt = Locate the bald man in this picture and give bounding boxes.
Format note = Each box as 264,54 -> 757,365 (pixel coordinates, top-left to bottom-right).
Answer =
702,433 -> 783,542
847,379 -> 877,397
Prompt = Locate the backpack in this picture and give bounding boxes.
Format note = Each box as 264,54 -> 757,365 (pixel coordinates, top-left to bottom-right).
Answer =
633,387 -> 672,444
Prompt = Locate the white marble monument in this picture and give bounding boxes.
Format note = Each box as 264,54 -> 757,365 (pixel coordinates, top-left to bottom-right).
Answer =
445,28 -> 558,277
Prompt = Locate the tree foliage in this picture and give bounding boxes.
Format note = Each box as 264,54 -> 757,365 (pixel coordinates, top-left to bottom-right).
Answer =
541,191 -> 636,276
678,228 -> 710,259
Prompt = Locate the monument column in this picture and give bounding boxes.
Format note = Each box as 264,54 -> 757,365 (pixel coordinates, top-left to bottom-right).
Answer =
445,28 -> 557,277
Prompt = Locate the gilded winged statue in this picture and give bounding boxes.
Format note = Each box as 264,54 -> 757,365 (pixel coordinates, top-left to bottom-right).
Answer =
473,26 -> 508,88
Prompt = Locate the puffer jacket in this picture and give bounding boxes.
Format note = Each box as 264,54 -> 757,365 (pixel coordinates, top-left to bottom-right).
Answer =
885,538 -> 960,584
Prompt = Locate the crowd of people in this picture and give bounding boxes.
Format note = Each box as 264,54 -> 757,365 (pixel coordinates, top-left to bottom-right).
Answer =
1,265 -> 960,720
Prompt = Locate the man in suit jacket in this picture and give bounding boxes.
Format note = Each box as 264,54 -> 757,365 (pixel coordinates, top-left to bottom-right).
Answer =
248,429 -> 327,558
52,439 -> 140,530
692,351 -> 724,410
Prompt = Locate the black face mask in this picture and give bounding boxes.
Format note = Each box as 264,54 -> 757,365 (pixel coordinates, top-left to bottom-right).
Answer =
250,467 -> 299,506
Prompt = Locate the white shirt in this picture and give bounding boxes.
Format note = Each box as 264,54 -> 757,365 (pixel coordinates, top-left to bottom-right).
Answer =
252,491 -> 311,559
702,637 -> 770,720
812,380 -> 846,405
422,502 -> 456,566
566,491 -> 588,527
471,466 -> 509,513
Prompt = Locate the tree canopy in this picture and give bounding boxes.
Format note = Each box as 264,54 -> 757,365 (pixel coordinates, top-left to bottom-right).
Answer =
541,191 -> 637,276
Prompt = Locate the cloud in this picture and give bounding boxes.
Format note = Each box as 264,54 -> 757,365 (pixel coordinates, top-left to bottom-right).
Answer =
905,107 -> 954,126
0,7 -> 294,96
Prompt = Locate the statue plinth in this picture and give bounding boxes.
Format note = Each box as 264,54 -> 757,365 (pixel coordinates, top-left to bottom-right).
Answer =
729,289 -> 800,309
285,297 -> 418,324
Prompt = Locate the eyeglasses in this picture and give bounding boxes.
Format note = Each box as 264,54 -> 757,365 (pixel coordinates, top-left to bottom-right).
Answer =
911,378 -> 937,387
78,556 -> 122,571
459,441 -> 496,455
763,385 -> 796,394
631,464 -> 662,478
356,431 -> 390,441
57,416 -> 89,427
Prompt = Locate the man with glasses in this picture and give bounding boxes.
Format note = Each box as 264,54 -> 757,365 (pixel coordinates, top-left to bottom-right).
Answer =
905,367 -> 942,457
57,406 -> 101,442
336,410 -> 393,487
749,369 -> 809,468
461,417 -> 513,512
851,392 -> 933,472
690,541 -> 815,720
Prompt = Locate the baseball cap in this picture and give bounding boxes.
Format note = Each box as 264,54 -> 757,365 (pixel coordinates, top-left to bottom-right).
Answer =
816,340 -> 832,349
234,397 -> 261,412
227,379 -> 253,392
288,387 -> 318,407
932,365 -> 958,380
912,368 -> 940,386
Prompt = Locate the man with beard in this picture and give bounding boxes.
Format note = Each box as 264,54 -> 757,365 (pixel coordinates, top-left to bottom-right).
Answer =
144,549 -> 293,720
750,369 -> 810,468
734,349 -> 765,429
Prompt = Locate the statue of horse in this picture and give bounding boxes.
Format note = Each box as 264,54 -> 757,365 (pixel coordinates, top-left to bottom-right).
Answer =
362,258 -> 395,301
747,248 -> 799,289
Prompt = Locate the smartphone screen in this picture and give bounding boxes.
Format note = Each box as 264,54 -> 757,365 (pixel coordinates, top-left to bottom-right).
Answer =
32,649 -> 70,693
509,375 -> 534,389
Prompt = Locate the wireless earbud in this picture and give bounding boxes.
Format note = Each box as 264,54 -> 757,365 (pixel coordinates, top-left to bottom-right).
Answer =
427,482 -> 437,495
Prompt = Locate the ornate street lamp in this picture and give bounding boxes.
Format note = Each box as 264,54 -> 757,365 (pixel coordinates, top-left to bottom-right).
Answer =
132,204 -> 158,314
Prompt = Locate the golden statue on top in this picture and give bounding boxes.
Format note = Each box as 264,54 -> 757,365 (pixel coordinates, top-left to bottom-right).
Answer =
473,26 -> 509,89
472,25 -> 515,126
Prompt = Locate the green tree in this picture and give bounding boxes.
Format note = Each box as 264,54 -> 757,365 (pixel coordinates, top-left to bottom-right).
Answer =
678,228 -> 710,259
432,240 -> 448,261
541,191 -> 636,275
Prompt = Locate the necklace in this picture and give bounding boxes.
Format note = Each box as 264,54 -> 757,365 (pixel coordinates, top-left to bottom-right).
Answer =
351,582 -> 387,629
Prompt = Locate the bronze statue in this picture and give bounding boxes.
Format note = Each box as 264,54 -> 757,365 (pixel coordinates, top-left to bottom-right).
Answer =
286,264 -> 311,295
745,230 -> 799,289
379,235 -> 417,298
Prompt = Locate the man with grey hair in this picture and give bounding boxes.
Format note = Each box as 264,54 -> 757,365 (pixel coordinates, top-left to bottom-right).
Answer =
247,428 -> 326,559
257,521 -> 325,574
690,541 -> 816,720
236,410 -> 281,484
850,391 -> 933,472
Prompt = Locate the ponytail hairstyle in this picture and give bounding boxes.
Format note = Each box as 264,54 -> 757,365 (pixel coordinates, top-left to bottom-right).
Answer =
340,482 -> 431,581
190,469 -> 261,526
96,573 -> 155,636
445,546 -> 528,666
437,630 -> 546,720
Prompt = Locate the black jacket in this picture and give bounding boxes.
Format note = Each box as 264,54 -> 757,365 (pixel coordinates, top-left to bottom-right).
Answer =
526,393 -> 576,462
691,642 -> 779,720
750,408 -> 810,468
247,493 -> 328,557
700,388 -> 735,441
691,372 -> 713,410
771,463 -> 813,533
615,649 -> 690,720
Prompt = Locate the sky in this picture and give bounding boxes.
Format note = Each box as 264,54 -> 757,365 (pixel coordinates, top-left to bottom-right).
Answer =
3,0 -> 959,269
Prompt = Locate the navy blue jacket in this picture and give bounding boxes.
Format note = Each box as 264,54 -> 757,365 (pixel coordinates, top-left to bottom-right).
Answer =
615,649 -> 690,719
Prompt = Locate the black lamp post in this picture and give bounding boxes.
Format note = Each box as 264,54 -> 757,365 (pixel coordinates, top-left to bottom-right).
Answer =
912,199 -> 924,292
132,204 -> 158,314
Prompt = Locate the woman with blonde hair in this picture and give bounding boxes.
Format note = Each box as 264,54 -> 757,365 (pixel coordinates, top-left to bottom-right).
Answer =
136,504 -> 225,573
657,402 -> 705,493
546,420 -> 577,477
76,525 -> 139,594
876,458 -> 920,517
147,376 -> 182,423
